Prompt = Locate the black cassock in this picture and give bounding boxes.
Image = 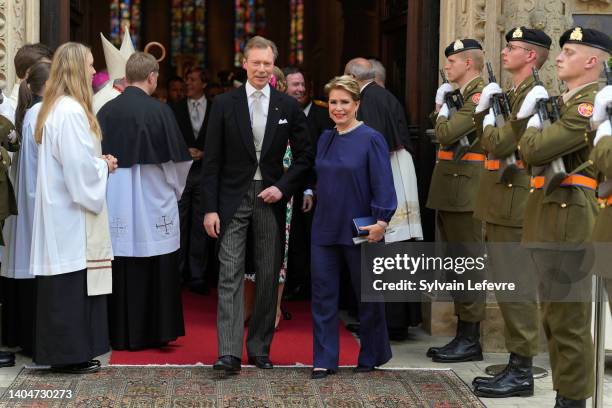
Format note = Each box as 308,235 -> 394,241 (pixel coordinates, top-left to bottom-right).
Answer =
98,86 -> 191,350
357,82 -> 421,337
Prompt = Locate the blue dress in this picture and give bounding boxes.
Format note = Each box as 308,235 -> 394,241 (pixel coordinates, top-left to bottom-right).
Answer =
310,122 -> 396,370
312,122 -> 397,245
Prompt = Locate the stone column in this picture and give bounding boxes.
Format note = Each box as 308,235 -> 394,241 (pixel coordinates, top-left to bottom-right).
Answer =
0,0 -> 40,92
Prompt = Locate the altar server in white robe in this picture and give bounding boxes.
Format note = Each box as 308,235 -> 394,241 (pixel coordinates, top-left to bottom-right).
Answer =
0,62 -> 50,356
30,42 -> 118,373
98,52 -> 192,350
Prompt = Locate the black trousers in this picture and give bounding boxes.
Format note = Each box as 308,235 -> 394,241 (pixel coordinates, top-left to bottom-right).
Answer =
178,164 -> 210,284
33,269 -> 109,366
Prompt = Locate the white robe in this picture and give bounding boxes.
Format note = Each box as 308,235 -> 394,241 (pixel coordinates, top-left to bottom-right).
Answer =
106,161 -> 191,257
1,102 -> 41,279
93,82 -> 121,114
30,96 -> 109,276
0,84 -> 19,124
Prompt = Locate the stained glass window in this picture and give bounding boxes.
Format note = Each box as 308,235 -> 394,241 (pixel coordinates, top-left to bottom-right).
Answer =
110,0 -> 142,48
289,0 -> 304,65
234,0 -> 266,66
170,0 -> 207,69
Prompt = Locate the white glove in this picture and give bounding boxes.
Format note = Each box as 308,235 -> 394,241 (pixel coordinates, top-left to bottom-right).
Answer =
517,85 -> 549,119
475,82 -> 503,114
438,103 -> 450,119
435,83 -> 454,105
594,119 -> 612,146
527,114 -> 542,130
483,107 -> 496,129
591,85 -> 612,125
6,130 -> 16,143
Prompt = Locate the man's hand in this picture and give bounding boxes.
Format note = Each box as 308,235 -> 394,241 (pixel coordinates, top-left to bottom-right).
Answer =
204,212 -> 221,238
258,186 -> 283,203
483,107 -> 496,129
189,148 -> 203,161
517,85 -> 548,119
592,85 -> 612,126
302,194 -> 313,212
437,103 -> 450,119
475,82 -> 503,114
526,114 -> 542,130
359,221 -> 387,243
103,154 -> 118,173
435,83 -> 453,105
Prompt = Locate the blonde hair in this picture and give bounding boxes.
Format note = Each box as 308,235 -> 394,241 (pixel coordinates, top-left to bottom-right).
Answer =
126,52 -> 159,83
35,42 -> 101,144
457,49 -> 484,72
243,36 -> 278,61
324,75 -> 361,101
272,66 -> 287,92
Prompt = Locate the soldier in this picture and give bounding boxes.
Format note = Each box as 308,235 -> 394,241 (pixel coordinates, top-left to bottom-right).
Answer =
589,81 -> 612,317
426,39 -> 486,363
516,27 -> 611,408
470,27 -> 551,398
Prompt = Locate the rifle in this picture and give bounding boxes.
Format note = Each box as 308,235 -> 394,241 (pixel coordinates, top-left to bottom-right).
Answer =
438,69 -> 470,160
598,61 -> 612,198
532,67 -> 567,195
485,62 -> 518,183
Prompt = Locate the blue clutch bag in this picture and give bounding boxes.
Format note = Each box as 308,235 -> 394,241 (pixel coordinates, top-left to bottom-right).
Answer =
352,216 -> 377,237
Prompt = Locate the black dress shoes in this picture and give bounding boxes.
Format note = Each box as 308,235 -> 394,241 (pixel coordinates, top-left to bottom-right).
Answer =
353,365 -> 375,373
311,369 -> 336,379
0,351 -> 15,368
51,360 -> 101,374
213,355 -> 241,373
554,393 -> 586,408
248,356 -> 273,369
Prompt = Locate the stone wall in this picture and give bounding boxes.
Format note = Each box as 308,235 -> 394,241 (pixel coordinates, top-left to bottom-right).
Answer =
0,0 -> 39,91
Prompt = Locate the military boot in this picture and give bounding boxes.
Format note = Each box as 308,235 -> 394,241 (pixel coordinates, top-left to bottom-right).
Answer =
473,353 -> 534,397
431,320 -> 483,363
472,362 -> 508,387
554,393 -> 586,408
0,350 -> 15,368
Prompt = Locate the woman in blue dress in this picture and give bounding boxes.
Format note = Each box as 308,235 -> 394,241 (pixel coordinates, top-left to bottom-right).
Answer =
311,75 -> 397,379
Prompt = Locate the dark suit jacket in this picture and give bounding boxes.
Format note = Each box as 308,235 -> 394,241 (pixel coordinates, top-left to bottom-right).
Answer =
202,84 -> 314,231
170,98 -> 211,151
304,102 -> 333,191
358,82 -> 413,153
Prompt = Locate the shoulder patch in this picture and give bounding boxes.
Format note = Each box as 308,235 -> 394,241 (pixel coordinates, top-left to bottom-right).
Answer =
472,93 -> 481,104
577,103 -> 593,118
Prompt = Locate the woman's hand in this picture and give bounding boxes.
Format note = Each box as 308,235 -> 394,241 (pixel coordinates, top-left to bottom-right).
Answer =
103,154 -> 118,173
359,220 -> 387,243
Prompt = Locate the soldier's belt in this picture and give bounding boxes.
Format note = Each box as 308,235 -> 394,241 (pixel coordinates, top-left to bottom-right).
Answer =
530,174 -> 598,190
437,151 -> 486,162
484,159 -> 525,171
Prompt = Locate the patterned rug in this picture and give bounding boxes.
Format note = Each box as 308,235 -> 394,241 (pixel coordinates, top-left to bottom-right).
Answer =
0,366 -> 485,407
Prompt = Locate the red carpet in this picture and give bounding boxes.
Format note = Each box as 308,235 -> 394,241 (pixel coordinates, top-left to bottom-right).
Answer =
110,290 -> 360,365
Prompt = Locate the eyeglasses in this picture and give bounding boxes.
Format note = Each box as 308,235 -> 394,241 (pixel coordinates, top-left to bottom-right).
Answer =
504,43 -> 533,53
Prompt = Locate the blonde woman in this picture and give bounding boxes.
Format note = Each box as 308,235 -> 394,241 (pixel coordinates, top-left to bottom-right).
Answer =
310,76 -> 396,379
30,42 -> 118,373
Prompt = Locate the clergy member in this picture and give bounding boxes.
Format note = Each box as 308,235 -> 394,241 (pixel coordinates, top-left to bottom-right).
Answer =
99,52 -> 192,350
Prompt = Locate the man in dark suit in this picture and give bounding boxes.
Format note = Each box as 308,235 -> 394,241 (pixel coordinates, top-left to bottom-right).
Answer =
170,67 -> 212,294
282,66 -> 333,299
202,36 -> 313,373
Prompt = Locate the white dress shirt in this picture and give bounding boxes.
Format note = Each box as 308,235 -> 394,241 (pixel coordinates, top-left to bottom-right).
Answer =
246,81 -> 270,120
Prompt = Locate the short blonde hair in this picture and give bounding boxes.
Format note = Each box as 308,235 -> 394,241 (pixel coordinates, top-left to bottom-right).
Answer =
243,36 -> 278,61
457,49 -> 484,72
126,52 -> 159,83
324,75 -> 361,101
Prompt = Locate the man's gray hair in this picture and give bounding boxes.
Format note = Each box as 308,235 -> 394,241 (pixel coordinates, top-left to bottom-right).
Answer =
369,59 -> 386,85
345,58 -> 375,81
